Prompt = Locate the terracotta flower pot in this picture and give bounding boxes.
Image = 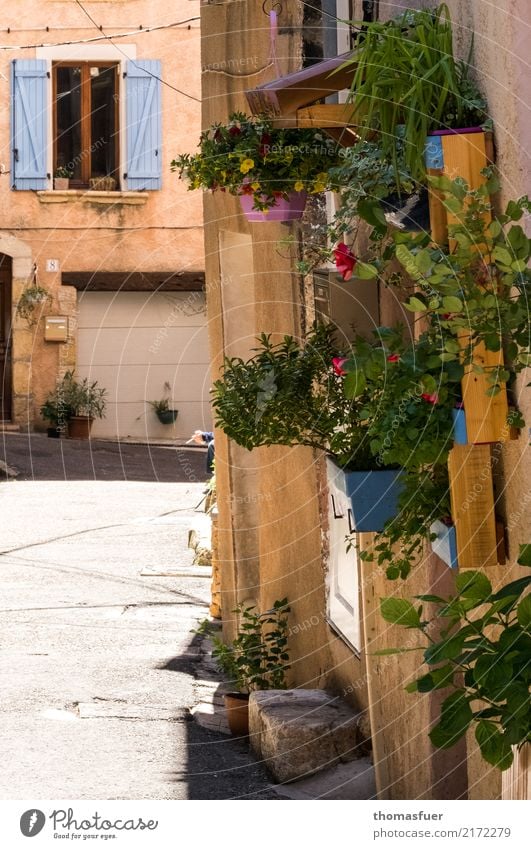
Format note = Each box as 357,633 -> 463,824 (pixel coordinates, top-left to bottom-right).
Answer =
239,190 -> 307,222
68,415 -> 94,440
224,692 -> 250,736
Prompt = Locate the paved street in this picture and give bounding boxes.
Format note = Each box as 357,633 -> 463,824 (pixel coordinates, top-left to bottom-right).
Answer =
0,434 -> 276,799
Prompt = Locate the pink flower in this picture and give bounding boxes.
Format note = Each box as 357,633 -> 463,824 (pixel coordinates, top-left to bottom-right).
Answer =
421,392 -> 439,405
334,243 -> 357,281
332,357 -> 348,376
387,353 -> 400,363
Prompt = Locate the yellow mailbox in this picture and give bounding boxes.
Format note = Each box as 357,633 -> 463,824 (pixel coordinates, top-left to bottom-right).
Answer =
44,316 -> 69,342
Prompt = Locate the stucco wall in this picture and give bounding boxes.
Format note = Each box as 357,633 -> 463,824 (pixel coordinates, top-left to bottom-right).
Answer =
200,0 -> 368,699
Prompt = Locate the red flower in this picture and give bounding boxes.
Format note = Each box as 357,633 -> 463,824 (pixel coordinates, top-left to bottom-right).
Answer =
421,392 -> 439,404
229,125 -> 241,137
213,128 -> 223,142
272,190 -> 283,198
332,357 -> 348,376
387,353 -> 400,363
334,243 -> 357,281
259,132 -> 272,157
240,183 -> 254,195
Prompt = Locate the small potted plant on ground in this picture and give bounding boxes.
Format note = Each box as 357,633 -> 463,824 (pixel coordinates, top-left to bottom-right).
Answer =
172,112 -> 342,222
196,598 -> 290,735
40,391 -> 75,438
54,166 -> 73,190
149,382 -> 178,424
53,371 -> 107,439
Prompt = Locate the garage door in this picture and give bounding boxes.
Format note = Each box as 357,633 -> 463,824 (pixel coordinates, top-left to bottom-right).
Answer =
77,291 -> 212,440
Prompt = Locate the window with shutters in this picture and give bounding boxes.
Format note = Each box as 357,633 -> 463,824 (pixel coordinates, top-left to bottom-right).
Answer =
11,58 -> 162,192
53,62 -> 119,187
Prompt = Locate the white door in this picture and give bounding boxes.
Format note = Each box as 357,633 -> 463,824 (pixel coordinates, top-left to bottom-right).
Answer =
76,291 -> 212,440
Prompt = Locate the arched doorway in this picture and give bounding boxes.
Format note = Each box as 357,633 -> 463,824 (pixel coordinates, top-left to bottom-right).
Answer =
0,254 -> 12,421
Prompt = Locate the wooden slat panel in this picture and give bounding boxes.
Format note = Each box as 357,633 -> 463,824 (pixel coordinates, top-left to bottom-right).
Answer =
502,743 -> 531,799
461,339 -> 510,443
426,168 -> 447,245
448,445 -> 498,569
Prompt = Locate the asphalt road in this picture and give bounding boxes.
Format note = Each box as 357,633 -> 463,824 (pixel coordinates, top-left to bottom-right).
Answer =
0,436 -> 276,800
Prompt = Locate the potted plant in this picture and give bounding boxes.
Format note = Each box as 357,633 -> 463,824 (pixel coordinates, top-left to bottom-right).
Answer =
148,382 -> 178,424
40,392 -> 75,438
341,4 -> 488,186
16,282 -> 52,325
50,371 -> 107,439
89,175 -> 117,191
172,112 -> 342,221
196,599 -> 290,735
54,166 -> 73,190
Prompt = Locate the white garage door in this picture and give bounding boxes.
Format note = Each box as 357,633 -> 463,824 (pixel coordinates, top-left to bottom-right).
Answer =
77,291 -> 212,440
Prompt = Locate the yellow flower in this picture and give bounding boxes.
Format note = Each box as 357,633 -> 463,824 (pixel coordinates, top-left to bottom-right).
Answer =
251,182 -> 261,191
294,180 -> 305,192
240,158 -> 255,174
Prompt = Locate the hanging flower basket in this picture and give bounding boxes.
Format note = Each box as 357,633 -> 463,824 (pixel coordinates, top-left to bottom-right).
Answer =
239,190 -> 307,222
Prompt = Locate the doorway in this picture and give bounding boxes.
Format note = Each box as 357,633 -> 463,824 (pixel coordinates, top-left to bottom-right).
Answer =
0,254 -> 13,421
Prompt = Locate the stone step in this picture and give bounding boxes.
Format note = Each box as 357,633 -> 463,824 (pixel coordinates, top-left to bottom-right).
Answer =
249,689 -> 370,784
273,757 -> 376,800
0,423 -> 20,432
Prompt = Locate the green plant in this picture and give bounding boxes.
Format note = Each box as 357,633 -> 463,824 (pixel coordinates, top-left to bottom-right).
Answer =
40,390 -> 75,429
16,284 -> 52,323
54,371 -> 107,420
148,381 -> 175,414
342,4 -> 488,182
393,173 -> 531,394
196,599 -> 291,692
54,166 -> 73,179
379,545 -> 531,771
212,324 -> 379,471
172,112 -> 342,211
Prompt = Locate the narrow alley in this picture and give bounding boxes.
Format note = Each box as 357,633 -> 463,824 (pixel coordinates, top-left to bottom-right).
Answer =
0,434 -> 276,800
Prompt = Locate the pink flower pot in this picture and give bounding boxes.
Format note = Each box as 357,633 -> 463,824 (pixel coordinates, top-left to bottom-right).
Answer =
239,191 -> 307,222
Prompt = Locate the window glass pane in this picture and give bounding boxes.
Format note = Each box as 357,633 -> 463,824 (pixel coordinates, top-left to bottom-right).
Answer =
56,66 -> 82,180
90,66 -> 117,179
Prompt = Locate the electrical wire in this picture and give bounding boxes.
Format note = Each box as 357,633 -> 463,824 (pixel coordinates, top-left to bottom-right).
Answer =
0,17 -> 200,51
74,0 -> 200,103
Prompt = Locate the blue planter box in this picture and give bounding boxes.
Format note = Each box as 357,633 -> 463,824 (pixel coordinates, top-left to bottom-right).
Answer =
344,469 -> 404,533
452,408 -> 468,445
430,520 -> 459,569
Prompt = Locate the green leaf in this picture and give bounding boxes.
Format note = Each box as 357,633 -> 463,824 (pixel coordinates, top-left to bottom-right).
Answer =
356,261 -> 379,279
430,690 -> 473,748
344,370 -> 367,399
424,633 -> 465,665
455,570 -> 492,601
407,296 -> 428,313
475,721 -> 514,770
380,597 -> 421,629
505,200 -> 524,221
517,544 -> 531,567
444,338 -> 461,354
442,295 -> 463,312
517,594 -> 531,628
493,246 -> 513,266
443,196 -> 462,214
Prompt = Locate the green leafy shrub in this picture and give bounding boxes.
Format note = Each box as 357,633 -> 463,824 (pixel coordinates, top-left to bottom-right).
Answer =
379,546 -> 531,770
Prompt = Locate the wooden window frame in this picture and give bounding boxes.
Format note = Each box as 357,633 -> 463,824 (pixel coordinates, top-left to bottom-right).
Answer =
52,61 -> 120,188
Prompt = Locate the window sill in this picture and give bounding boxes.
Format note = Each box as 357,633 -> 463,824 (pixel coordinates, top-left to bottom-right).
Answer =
36,190 -> 149,206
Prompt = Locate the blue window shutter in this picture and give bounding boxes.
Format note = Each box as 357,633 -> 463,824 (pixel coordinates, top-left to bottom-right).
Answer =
125,60 -> 162,190
11,59 -> 49,190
